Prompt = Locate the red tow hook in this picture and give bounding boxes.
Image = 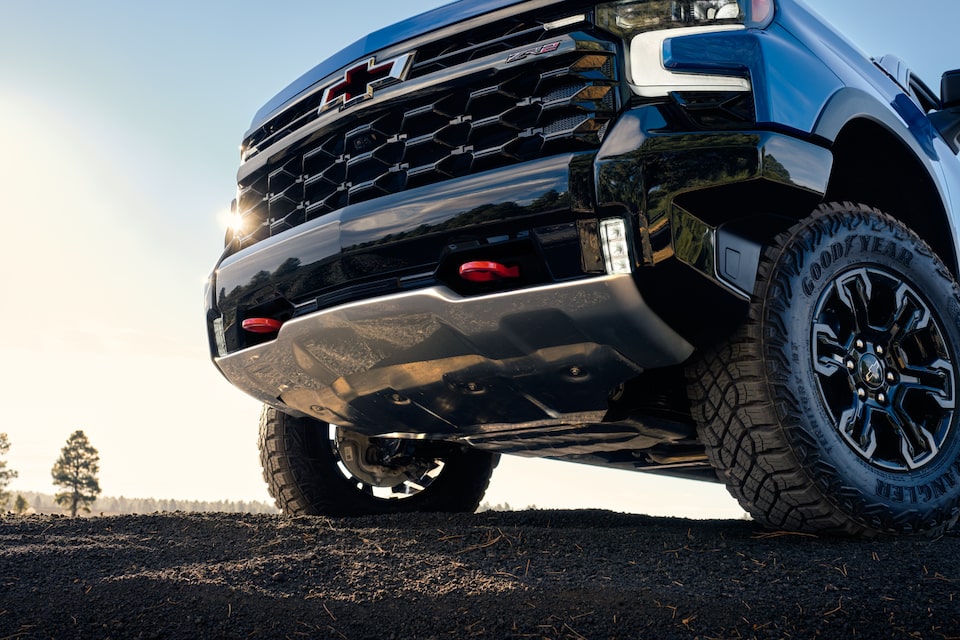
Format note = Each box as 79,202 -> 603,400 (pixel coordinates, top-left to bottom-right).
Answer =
241,317 -> 284,334
458,261 -> 521,283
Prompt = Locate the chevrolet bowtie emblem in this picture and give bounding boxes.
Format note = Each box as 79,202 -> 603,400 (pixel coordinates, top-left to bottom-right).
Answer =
319,53 -> 414,112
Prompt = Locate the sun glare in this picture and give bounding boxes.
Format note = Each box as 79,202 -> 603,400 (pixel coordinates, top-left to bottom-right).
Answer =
216,207 -> 244,234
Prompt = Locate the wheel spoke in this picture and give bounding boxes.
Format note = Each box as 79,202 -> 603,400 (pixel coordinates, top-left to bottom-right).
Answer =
837,401 -> 877,460
888,403 -> 939,469
888,284 -> 927,347
899,359 -> 955,409
397,480 -> 425,495
835,269 -> 873,334
814,323 -> 848,377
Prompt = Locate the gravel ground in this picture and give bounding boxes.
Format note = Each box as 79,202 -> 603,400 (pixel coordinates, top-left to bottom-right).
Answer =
1,510 -> 958,639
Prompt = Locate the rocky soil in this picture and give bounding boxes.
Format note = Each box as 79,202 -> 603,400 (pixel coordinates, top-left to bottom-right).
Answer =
1,510 -> 958,639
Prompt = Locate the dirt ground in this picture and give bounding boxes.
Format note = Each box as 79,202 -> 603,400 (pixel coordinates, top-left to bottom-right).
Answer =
1,510 -> 958,639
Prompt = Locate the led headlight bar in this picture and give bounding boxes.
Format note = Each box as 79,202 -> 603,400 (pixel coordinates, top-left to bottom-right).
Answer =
596,0 -> 774,98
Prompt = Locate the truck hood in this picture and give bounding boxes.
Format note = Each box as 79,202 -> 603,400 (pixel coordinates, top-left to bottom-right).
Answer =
248,0 -> 557,133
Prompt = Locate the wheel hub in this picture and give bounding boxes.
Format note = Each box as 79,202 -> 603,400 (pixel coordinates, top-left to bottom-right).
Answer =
332,427 -> 442,495
856,352 -> 886,391
334,430 -> 413,487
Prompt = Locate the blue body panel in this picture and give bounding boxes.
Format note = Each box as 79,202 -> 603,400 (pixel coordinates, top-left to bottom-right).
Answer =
660,0 -> 960,266
251,0 -> 538,129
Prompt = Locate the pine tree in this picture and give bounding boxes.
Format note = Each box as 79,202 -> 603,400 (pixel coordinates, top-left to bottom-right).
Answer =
13,494 -> 28,515
0,433 -> 18,510
51,430 -> 102,517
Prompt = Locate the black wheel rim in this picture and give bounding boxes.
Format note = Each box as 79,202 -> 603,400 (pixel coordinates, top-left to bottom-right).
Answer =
329,425 -> 444,500
811,267 -> 956,471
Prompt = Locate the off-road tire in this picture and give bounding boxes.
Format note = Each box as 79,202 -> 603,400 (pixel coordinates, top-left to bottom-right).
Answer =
259,405 -> 498,516
688,203 -> 960,536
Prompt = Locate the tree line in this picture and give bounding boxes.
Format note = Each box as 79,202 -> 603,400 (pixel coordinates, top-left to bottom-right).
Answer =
13,490 -> 277,516
1,430 -> 277,517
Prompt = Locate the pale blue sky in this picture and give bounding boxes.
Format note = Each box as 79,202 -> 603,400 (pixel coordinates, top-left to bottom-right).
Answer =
0,1 -> 957,512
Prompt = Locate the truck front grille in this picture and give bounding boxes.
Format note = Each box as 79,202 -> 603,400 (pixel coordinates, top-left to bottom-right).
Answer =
232,24 -> 619,251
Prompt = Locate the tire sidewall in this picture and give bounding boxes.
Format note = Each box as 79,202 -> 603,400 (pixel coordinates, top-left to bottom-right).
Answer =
765,208 -> 960,532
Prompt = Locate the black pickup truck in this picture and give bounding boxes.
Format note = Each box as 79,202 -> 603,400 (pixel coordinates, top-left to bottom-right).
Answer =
206,0 -> 960,536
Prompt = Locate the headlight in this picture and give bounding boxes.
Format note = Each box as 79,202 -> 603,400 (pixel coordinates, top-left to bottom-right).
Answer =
597,0 -> 772,98
597,0 -> 773,39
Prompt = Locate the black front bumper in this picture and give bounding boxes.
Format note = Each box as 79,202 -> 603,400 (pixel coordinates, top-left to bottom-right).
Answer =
207,152 -> 600,357
206,147 -> 699,436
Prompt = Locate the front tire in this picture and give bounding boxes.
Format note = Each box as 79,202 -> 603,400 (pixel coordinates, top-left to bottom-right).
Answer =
688,203 -> 960,536
259,406 -> 498,516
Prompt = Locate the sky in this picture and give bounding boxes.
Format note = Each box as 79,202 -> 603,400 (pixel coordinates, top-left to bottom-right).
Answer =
0,0 -> 957,517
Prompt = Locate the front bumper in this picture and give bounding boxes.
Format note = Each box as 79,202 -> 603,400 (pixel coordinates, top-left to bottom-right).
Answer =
212,274 -> 693,437
208,152 -> 599,356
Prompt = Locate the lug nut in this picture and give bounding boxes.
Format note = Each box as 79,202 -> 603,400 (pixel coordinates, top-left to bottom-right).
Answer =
857,388 -> 866,399
846,360 -> 856,371
887,371 -> 896,383
878,392 -> 886,403
876,345 -> 884,355
856,339 -> 865,350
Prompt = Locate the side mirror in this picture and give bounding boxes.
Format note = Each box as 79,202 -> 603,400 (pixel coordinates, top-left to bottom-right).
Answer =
943,69 -> 960,109
932,70 -> 960,153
